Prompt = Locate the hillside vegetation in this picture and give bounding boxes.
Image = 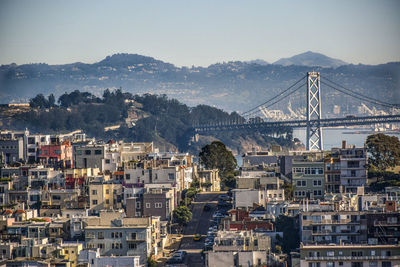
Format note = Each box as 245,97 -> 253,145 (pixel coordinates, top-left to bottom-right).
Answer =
4,90 -> 295,154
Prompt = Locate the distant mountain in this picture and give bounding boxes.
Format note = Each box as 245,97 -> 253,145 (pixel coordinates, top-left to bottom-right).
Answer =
0,53 -> 398,115
246,59 -> 269,65
273,51 -> 348,68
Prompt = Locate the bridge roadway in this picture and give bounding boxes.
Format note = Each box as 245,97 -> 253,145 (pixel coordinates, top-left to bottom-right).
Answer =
193,114 -> 400,133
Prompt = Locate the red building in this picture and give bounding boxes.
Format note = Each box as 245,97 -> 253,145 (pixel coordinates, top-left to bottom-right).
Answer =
223,208 -> 274,231
38,140 -> 73,169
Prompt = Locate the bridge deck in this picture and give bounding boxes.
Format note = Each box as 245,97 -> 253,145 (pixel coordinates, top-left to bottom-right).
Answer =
193,115 -> 400,133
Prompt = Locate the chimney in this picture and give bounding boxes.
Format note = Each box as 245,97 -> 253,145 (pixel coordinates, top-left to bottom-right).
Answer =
342,140 -> 347,149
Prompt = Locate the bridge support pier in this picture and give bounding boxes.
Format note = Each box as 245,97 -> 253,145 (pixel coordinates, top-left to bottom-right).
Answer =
307,72 -> 323,150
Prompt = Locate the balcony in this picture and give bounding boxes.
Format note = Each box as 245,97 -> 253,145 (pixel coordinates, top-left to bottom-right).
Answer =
126,236 -> 145,242
373,221 -> 400,227
305,255 -> 400,261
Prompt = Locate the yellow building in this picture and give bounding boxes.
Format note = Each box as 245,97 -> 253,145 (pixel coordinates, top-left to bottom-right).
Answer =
60,242 -> 83,267
89,182 -> 123,213
64,168 -> 100,178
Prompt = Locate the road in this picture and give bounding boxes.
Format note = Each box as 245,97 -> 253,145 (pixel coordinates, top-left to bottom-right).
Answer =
178,192 -> 222,266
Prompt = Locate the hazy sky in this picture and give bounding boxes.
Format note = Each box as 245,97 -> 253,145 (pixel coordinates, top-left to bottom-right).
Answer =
0,0 -> 399,67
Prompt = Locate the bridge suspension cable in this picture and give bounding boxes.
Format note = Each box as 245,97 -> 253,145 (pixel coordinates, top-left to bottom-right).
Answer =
321,76 -> 400,109
242,81 -> 307,119
241,74 -> 307,118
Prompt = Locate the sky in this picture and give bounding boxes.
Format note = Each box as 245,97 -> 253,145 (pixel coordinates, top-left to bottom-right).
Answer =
0,0 -> 399,67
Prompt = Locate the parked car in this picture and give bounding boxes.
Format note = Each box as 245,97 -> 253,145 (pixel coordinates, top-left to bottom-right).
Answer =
218,194 -> 231,201
213,212 -> 224,219
203,203 -> 212,211
167,250 -> 186,264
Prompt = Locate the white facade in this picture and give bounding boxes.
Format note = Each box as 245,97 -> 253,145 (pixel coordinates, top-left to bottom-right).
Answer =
233,189 -> 264,210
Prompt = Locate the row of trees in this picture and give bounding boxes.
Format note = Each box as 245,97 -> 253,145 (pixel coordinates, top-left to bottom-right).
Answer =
21,90 -> 294,152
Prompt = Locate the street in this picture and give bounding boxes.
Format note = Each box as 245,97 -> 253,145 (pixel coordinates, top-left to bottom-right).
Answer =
172,192 -> 222,266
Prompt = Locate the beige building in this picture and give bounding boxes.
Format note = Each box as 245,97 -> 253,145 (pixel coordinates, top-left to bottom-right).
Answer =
197,169 -> 220,192
89,182 -> 123,213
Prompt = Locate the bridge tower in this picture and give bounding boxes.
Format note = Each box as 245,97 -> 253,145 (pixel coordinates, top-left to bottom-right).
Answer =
306,72 -> 323,150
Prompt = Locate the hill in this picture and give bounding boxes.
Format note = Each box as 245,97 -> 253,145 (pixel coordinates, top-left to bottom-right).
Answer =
273,51 -> 348,68
0,53 -> 399,115
1,90 -> 296,154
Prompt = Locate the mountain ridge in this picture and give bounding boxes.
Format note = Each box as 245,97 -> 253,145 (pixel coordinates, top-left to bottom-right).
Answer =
0,52 -> 399,114
273,51 -> 348,68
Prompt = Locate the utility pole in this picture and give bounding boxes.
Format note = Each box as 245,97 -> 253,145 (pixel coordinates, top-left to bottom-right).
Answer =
306,72 -> 323,150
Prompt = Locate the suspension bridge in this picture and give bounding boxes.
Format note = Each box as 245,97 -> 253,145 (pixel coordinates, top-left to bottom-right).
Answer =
193,72 -> 400,151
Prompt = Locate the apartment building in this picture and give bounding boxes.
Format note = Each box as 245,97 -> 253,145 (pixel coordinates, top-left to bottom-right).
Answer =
324,149 -> 341,194
292,152 -> 325,200
300,211 -> 368,244
74,145 -> 105,171
38,141 -> 73,169
26,135 -> 50,163
143,184 -> 175,221
84,214 -> 152,265
0,138 -> 24,165
232,189 -> 264,210
212,230 -> 272,252
197,169 -> 220,192
119,142 -> 154,164
300,243 -> 400,267
89,181 -> 123,214
340,143 -> 367,193
366,212 -> 400,244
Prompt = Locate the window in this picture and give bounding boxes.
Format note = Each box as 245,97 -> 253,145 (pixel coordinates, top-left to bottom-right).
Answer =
352,251 -> 363,257
327,251 -> 334,256
312,180 -> 322,186
136,202 -> 141,209
95,150 -> 102,155
129,243 -> 137,249
92,190 -> 97,195
327,263 -> 334,267
382,262 -> 391,267
126,174 -> 130,180
105,199 -> 109,204
146,203 -> 150,208
135,211 -> 141,217
369,262 -> 378,267
92,200 -> 98,205
106,189 -> 109,194
302,181 -> 306,186
370,250 -> 375,256
85,150 -> 91,155
155,202 -> 162,208
97,243 -> 104,249
339,262 -> 343,266
55,150 -> 61,155
28,148 -> 36,153
131,232 -> 137,240
105,159 -> 110,164
351,263 -> 363,267
168,173 -> 174,180
297,181 -> 302,186
98,232 -> 104,239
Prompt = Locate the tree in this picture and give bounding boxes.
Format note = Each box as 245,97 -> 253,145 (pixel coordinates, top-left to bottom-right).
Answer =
199,141 -> 237,178
173,205 -> 192,226
282,182 -> 294,200
275,215 -> 300,253
29,94 -> 48,108
366,133 -> 400,172
48,94 -> 56,107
